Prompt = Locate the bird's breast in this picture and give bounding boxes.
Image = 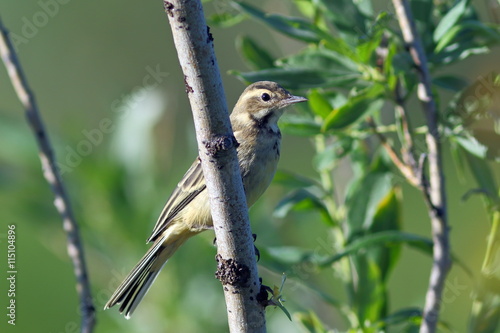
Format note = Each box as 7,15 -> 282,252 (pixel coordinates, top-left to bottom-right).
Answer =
237,130 -> 281,207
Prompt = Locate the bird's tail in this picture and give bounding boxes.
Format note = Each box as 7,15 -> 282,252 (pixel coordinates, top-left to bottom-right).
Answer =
104,225 -> 195,319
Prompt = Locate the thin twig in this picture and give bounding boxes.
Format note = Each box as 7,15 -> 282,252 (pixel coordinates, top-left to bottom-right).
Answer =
394,79 -> 417,170
391,1 -> 451,333
163,1 -> 265,332
368,117 -> 419,186
0,17 -> 95,333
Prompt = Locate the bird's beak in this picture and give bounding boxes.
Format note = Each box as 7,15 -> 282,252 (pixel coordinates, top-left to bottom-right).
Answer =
281,94 -> 308,107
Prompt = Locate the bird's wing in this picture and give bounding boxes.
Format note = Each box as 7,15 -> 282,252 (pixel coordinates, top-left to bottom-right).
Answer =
147,158 -> 206,243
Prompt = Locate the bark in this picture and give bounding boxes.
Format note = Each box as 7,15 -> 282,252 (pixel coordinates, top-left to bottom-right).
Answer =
163,1 -> 266,332
0,17 -> 95,333
391,1 -> 451,332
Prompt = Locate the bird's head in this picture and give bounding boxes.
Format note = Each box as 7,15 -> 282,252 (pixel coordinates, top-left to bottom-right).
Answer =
231,81 -> 307,128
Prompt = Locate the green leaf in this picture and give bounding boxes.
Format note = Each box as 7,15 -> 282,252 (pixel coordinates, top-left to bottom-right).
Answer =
323,36 -> 361,62
291,1 -> 329,33
262,230 -> 472,278
279,114 -> 322,136
450,137 -> 467,183
468,293 -> 500,333
315,231 -> 434,267
317,0 -> 368,38
453,134 -> 488,159
383,42 -> 399,90
292,0 -> 318,20
370,188 -> 401,234
279,44 -> 360,72
432,44 -> 489,65
469,211 -> 500,332
355,0 -> 374,16
234,2 -> 330,43
296,311 -> 329,333
235,35 -> 275,70
273,170 -> 319,189
435,21 -> 500,53
355,12 -> 390,64
433,0 -> 469,42
273,189 -> 327,219
315,230 -> 473,278
208,12 -> 245,27
461,147 -> 500,206
356,30 -> 383,64
322,84 -> 385,131
346,171 -> 392,231
308,89 -> 332,119
344,156 -> 392,238
266,274 -> 292,321
325,91 -> 348,109
275,300 -> 292,321
260,247 -> 345,308
380,307 -> 422,327
351,255 -> 386,324
230,68 -> 360,89
312,137 -> 354,171
353,186 -> 406,323
368,187 -> 403,282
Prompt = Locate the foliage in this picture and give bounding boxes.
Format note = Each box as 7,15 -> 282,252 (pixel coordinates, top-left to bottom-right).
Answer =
208,0 -> 500,332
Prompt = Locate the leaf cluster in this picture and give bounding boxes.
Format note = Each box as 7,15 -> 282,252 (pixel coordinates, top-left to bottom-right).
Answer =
206,0 -> 500,332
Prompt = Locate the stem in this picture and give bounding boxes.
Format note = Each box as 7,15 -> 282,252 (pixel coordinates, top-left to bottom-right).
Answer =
395,79 -> 417,170
0,17 -> 95,333
368,117 -> 419,187
313,135 -> 358,327
314,135 -> 334,194
482,211 -> 500,273
163,1 -> 265,331
468,210 -> 500,331
391,1 -> 451,332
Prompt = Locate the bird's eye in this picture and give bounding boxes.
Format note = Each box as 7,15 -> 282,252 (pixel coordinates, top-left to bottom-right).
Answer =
261,93 -> 271,102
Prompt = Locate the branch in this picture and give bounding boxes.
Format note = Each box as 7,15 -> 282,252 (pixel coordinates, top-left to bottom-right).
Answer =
163,1 -> 265,332
394,79 -> 417,170
0,17 -> 95,333
391,1 -> 451,333
367,117 -> 419,187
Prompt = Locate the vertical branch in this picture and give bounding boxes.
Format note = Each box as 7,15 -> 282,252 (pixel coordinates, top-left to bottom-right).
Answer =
163,1 -> 266,332
391,1 -> 451,333
0,18 -> 95,333
394,80 -> 417,169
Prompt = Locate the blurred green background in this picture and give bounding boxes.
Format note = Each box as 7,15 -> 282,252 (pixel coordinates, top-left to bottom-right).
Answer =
0,1 -> 499,332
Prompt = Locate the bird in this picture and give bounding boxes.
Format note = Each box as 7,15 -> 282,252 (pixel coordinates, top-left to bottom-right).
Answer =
104,81 -> 307,318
